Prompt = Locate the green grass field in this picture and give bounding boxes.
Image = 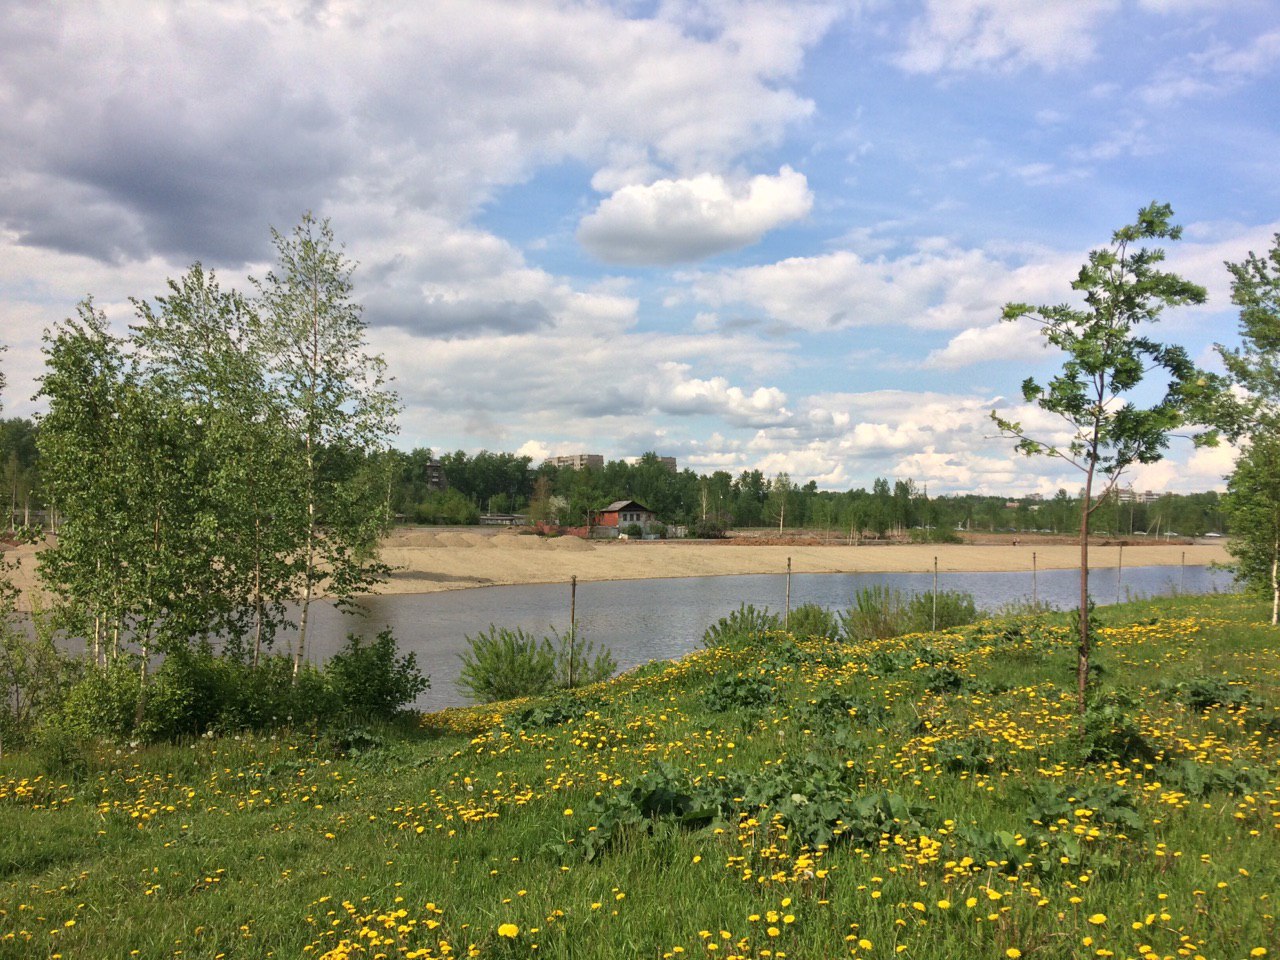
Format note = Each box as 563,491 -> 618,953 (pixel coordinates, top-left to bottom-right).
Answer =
2,594 -> 1277,960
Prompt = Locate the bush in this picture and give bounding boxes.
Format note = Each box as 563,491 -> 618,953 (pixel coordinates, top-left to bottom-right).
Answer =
701,604 -> 780,648
904,589 -> 980,632
326,629 -> 429,720
458,626 -> 557,702
786,603 -> 840,640
909,527 -> 962,544
0,594 -> 81,755
61,658 -> 143,741
550,627 -> 617,690
839,585 -> 908,642
689,517 -> 727,539
839,585 -> 981,642
458,625 -> 616,703
621,523 -> 644,538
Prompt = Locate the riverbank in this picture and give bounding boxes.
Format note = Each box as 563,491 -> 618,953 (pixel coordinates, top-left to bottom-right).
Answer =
2,529 -> 1231,610
375,527 -> 1231,597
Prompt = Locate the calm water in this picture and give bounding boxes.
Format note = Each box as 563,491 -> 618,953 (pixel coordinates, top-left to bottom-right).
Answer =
299,564 -> 1235,711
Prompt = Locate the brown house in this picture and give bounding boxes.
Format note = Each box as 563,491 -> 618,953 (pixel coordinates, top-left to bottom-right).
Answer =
593,499 -> 656,532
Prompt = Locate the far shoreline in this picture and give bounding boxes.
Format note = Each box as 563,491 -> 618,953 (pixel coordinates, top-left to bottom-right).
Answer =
369,528 -> 1233,599
3,529 -> 1233,611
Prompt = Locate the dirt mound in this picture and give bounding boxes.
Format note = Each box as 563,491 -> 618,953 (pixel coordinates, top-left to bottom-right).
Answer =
435,532 -> 473,548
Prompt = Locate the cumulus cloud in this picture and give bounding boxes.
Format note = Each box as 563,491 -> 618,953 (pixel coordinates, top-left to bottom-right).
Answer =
577,167 -> 812,265
685,241 -> 1077,332
895,0 -> 1119,74
0,1 -> 832,265
922,317 -> 1046,369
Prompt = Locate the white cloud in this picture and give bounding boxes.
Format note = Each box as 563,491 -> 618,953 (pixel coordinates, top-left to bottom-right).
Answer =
685,240 -> 1078,332
577,167 -> 812,265
922,317 -> 1047,369
1140,29 -> 1280,105
895,0 -> 1119,74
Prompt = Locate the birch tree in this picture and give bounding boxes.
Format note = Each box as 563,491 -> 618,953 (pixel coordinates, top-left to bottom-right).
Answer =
253,214 -> 400,674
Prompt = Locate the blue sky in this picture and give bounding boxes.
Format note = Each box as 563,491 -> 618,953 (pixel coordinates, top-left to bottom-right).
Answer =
1,0 -> 1277,494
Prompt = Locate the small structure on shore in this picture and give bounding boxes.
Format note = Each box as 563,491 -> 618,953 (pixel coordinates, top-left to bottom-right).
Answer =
592,500 -> 658,537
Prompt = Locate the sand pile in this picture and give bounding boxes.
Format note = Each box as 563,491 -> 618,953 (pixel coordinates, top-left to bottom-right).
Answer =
396,531 -> 443,548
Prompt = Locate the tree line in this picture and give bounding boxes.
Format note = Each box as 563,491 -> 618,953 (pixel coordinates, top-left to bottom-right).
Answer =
376,445 -> 1228,538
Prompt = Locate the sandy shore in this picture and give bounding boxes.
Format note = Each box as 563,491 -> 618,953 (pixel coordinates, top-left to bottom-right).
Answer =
374,528 -> 1231,596
3,530 -> 1230,609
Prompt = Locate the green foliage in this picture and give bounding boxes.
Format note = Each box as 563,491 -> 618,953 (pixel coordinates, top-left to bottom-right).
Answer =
556,754 -> 926,863
49,631 -> 424,743
0,584 -> 79,755
1079,692 -> 1156,764
505,692 -> 597,731
839,586 -> 980,642
325,630 -> 429,721
908,526 -> 961,544
689,517 -> 727,539
992,202 -> 1219,710
457,625 -> 617,703
702,673 -> 778,711
1223,437 -> 1280,617
414,488 -> 481,525
700,604 -> 780,648
785,602 -> 839,639
550,627 -> 616,691
1160,675 -> 1254,712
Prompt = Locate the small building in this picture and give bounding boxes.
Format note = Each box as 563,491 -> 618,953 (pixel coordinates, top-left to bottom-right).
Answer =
593,499 -> 657,536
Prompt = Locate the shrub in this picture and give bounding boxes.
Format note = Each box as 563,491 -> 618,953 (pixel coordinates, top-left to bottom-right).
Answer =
0,594 -> 81,755
689,517 -> 727,539
839,585 -> 908,642
786,603 -> 840,639
621,522 -> 644,538
908,526 -> 962,544
701,604 -> 780,648
61,658 -> 143,741
904,589 -> 980,632
325,629 -> 429,720
550,627 -> 617,690
840,586 -> 981,643
458,625 -> 557,702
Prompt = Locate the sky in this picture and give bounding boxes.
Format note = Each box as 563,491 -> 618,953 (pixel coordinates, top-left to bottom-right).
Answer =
1,0 -> 1277,496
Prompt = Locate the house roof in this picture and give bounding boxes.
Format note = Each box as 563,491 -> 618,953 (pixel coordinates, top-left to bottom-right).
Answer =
601,499 -> 652,513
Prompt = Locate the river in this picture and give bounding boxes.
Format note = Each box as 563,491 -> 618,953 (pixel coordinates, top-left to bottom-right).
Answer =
297,564 -> 1235,711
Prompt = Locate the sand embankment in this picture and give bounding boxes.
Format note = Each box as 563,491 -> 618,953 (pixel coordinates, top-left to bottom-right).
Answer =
376,528 -> 1230,596
4,530 -> 1230,609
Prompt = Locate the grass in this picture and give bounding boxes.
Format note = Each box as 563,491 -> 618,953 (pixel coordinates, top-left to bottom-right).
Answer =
1,593 -> 1277,960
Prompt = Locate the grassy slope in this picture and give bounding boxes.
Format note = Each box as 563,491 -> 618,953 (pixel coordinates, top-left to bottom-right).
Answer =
0,595 -> 1276,960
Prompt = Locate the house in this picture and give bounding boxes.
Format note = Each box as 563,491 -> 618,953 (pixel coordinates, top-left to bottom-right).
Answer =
593,499 -> 657,536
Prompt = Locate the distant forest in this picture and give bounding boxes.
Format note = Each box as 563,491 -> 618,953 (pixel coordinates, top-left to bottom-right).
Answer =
0,421 -> 1226,538
386,447 -> 1226,538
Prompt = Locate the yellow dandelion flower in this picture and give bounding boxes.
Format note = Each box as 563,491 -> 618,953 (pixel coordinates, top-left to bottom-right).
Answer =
497,923 -> 519,938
